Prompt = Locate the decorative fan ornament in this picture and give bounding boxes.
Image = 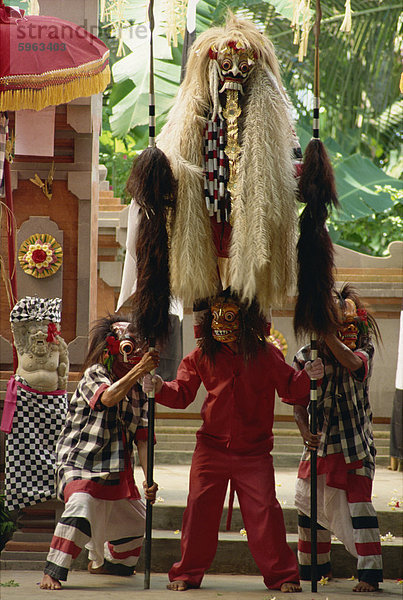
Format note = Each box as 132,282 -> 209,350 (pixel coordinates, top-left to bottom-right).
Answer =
266,328 -> 288,358
18,233 -> 63,279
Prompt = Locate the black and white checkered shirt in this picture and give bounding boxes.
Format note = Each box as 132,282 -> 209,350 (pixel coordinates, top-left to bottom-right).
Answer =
292,341 -> 376,479
55,363 -> 148,499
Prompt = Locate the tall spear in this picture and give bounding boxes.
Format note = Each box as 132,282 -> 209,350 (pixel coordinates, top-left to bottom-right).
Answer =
124,0 -> 176,590
293,0 -> 339,592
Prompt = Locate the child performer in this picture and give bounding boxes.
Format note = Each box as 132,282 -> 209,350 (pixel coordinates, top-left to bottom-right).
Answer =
290,284 -> 383,592
40,315 -> 159,590
143,290 -> 323,593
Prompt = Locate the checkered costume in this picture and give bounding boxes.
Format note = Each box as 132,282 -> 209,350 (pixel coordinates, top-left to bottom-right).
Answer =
43,363 -> 149,582
4,375 -> 67,511
293,341 -> 376,478
289,340 -> 382,586
55,363 -> 148,500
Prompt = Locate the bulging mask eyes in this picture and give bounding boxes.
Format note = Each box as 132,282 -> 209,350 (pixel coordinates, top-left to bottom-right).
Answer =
120,340 -> 135,357
225,311 -> 236,322
220,57 -> 233,71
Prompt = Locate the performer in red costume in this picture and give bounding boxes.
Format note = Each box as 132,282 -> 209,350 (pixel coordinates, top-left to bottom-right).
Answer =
143,290 -> 323,593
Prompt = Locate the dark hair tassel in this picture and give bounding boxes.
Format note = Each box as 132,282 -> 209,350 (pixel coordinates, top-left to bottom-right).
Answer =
294,138 -> 339,338
127,146 -> 177,343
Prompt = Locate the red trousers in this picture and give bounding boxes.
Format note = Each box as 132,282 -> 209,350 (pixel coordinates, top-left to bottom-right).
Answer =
169,439 -> 299,589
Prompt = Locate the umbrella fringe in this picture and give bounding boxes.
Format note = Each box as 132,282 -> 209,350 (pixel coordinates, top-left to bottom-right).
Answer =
0,67 -> 110,112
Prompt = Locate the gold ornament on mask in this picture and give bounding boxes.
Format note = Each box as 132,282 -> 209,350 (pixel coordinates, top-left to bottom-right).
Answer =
216,42 -> 256,226
223,89 -> 241,224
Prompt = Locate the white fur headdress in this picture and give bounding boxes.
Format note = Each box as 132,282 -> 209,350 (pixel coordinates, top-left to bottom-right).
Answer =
157,14 -> 299,312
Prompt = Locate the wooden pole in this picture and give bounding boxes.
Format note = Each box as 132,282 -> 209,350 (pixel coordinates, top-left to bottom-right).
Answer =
144,339 -> 156,589
310,2 -> 322,592
143,0 -> 156,588
310,334 -> 318,591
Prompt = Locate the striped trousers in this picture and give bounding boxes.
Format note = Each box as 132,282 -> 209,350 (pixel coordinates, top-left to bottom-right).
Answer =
297,473 -> 382,584
44,492 -> 145,581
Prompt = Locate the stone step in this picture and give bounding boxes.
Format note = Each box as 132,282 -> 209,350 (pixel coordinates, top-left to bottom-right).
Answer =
99,204 -> 125,212
4,533 -> 400,579
5,541 -> 51,552
156,435 -> 389,455
0,559 -> 45,571
3,535 -> 402,580
153,450 -> 392,467
154,425 -> 391,437
7,504 -> 401,542
99,189 -> 114,198
11,532 -> 52,542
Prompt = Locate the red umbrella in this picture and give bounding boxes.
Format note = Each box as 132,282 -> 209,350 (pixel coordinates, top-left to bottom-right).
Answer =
0,0 -> 110,367
0,2 -> 110,111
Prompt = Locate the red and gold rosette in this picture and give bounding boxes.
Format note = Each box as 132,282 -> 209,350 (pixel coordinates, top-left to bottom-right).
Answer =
18,233 -> 63,279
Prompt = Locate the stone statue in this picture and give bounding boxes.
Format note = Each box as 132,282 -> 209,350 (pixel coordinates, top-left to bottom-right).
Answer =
12,319 -> 69,392
1,296 -> 69,512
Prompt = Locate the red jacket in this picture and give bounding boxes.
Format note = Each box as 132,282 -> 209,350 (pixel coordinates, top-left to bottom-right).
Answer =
156,343 -> 310,455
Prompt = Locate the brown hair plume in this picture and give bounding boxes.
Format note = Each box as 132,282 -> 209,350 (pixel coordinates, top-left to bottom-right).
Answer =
126,146 -> 177,343
294,138 -> 339,338
197,290 -> 267,362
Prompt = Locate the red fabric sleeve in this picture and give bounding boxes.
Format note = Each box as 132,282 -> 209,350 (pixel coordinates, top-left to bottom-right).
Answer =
89,383 -> 109,410
268,345 -> 311,405
134,428 -> 157,445
351,351 -> 368,381
155,351 -> 202,409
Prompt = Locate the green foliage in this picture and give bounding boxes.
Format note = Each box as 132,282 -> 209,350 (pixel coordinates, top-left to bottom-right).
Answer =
99,127 -> 136,202
329,187 -> 403,256
0,494 -> 17,552
0,580 -> 20,588
99,0 -> 402,256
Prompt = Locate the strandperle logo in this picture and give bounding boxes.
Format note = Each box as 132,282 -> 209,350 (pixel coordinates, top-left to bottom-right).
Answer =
15,18 -> 148,47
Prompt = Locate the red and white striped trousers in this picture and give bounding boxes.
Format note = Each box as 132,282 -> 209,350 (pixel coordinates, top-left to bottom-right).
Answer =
297,472 -> 382,584
43,493 -> 145,581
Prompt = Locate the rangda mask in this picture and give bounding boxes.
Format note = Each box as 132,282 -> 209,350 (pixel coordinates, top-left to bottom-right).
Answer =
211,298 -> 240,344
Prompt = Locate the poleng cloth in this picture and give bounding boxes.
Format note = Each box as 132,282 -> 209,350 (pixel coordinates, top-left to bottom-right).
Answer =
4,375 -> 67,511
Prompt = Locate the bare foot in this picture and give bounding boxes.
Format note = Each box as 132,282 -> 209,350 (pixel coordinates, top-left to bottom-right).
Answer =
280,582 -> 302,593
167,580 -> 188,591
353,581 -> 379,592
88,561 -> 109,574
39,574 -> 62,590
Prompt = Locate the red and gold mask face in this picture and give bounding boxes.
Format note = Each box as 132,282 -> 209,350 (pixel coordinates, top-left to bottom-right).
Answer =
211,298 -> 240,344
336,298 -> 359,350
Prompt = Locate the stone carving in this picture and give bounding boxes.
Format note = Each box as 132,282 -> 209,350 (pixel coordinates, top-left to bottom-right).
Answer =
12,319 -> 69,392
1,296 -> 69,511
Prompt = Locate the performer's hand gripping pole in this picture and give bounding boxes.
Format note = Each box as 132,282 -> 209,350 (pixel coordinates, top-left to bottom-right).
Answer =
144,337 -> 156,589
310,334 -> 318,592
